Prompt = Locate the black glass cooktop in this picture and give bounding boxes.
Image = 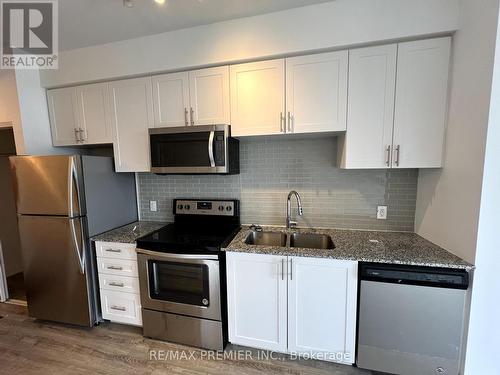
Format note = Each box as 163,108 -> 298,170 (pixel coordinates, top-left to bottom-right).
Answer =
136,223 -> 240,254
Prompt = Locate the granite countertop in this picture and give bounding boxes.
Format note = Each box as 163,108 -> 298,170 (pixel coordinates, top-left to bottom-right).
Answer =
91,221 -> 167,244
223,226 -> 473,270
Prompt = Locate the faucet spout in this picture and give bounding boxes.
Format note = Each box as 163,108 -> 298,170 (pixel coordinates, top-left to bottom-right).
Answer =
286,190 -> 303,228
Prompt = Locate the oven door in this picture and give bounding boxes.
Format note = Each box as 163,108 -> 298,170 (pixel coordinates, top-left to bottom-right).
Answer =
149,125 -> 229,174
137,249 -> 221,321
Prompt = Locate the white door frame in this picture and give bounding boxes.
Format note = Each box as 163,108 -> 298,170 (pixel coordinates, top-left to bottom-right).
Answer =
0,241 -> 9,302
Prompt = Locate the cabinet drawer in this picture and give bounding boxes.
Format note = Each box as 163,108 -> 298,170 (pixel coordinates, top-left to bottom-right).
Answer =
95,241 -> 137,260
97,257 -> 138,277
100,290 -> 142,326
98,274 -> 140,294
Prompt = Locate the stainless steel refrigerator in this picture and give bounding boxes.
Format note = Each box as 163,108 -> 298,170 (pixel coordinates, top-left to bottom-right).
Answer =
9,155 -> 138,327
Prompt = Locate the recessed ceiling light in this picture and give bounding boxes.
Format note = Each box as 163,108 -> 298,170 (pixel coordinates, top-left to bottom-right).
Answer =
154,0 -> 166,5
123,0 -> 134,8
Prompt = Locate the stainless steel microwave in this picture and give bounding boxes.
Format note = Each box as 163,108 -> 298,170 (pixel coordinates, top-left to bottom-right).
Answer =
149,125 -> 239,174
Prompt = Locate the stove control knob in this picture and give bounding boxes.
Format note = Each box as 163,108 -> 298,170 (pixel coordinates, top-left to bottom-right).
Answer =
226,206 -> 232,211
185,204 -> 191,210
177,204 -> 183,210
218,205 -> 224,211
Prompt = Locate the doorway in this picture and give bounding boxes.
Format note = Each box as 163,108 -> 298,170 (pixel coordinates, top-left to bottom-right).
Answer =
0,127 -> 26,305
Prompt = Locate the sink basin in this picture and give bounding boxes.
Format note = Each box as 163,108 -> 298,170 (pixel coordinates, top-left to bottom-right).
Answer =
289,233 -> 334,249
245,231 -> 287,247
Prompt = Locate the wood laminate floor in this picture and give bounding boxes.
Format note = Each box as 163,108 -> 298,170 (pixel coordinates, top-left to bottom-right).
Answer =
0,303 -> 373,375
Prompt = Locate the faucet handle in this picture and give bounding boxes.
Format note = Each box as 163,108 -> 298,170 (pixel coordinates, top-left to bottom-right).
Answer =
249,224 -> 263,232
289,220 -> 298,228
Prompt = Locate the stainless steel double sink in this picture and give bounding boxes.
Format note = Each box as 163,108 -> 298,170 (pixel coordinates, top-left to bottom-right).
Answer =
244,230 -> 334,250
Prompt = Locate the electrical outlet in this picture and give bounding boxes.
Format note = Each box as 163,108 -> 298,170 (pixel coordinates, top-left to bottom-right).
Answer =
377,205 -> 387,220
150,200 -> 157,212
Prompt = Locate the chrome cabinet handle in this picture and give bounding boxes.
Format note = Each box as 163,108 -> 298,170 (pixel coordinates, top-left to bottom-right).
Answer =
280,112 -> 285,133
79,128 -> 86,142
190,107 -> 195,126
208,131 -> 215,167
110,306 -> 126,311
107,266 -> 123,270
394,145 -> 400,166
74,128 -> 80,143
287,111 -> 292,133
281,259 -> 285,280
109,282 -> 125,287
184,108 -> 188,126
290,258 -> 293,280
385,145 -> 391,166
105,248 -> 121,253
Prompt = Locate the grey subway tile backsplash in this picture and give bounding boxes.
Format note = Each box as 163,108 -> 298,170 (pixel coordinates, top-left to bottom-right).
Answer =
138,137 -> 418,231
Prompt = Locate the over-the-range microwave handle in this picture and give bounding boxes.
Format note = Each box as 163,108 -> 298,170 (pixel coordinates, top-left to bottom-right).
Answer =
136,248 -> 218,261
208,131 -> 215,167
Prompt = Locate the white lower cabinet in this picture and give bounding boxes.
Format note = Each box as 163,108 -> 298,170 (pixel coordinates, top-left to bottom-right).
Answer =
226,253 -> 287,352
227,252 -> 357,364
95,241 -> 142,326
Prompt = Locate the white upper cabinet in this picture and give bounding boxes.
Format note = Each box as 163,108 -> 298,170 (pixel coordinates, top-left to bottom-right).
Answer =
108,77 -> 153,172
392,37 -> 451,168
226,252 -> 288,352
287,257 -> 357,364
189,66 -> 230,125
152,72 -> 190,127
47,87 -> 79,146
340,37 -> 450,169
286,51 -> 348,134
76,83 -> 112,144
152,66 -> 230,128
339,44 -> 397,169
230,59 -> 285,137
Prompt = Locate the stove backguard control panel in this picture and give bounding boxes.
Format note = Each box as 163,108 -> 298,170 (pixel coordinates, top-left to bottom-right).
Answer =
174,199 -> 236,216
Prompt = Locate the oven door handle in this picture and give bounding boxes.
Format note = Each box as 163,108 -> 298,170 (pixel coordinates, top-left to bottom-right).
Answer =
208,131 -> 215,167
136,248 -> 219,261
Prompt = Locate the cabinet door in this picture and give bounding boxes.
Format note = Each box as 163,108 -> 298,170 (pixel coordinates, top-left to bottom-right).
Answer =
76,83 -> 112,144
108,77 -> 153,172
152,72 -> 190,127
288,257 -> 358,364
47,87 -> 79,146
340,45 -> 397,169
230,59 -> 285,136
393,37 -> 451,168
226,252 -> 287,352
286,51 -> 348,134
189,66 -> 230,125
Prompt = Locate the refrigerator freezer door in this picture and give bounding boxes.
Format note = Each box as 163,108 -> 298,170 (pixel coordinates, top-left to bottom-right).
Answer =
18,215 -> 93,326
9,155 -> 85,217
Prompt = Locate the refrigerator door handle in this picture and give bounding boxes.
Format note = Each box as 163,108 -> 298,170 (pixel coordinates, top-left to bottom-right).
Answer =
70,219 -> 85,274
68,156 -> 82,218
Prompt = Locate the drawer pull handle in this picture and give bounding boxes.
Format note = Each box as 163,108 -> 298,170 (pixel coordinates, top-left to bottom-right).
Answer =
110,305 -> 126,311
109,282 -> 125,287
107,266 -> 123,270
105,249 -> 122,253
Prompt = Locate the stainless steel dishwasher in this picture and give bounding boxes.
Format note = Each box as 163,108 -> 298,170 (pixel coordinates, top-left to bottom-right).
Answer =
357,263 -> 469,375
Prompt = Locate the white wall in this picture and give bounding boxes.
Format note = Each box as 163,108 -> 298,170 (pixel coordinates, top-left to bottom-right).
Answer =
415,0 -> 499,264
40,0 -> 460,87
15,69 -> 75,155
0,71 -> 25,154
464,5 -> 500,372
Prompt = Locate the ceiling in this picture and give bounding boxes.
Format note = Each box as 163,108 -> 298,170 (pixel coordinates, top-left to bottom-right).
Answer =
59,0 -> 334,51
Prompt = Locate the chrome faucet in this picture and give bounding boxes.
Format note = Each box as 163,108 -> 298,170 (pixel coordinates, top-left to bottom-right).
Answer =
286,191 -> 303,228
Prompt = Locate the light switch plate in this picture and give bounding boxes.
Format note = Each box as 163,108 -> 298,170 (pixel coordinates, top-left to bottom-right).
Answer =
150,200 -> 157,212
377,205 -> 387,220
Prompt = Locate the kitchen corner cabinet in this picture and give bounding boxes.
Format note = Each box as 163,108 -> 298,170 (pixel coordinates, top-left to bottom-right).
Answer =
152,66 -> 230,128
339,37 -> 451,169
108,77 -> 154,172
48,83 -> 112,146
230,52 -> 348,137
226,252 -> 357,364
